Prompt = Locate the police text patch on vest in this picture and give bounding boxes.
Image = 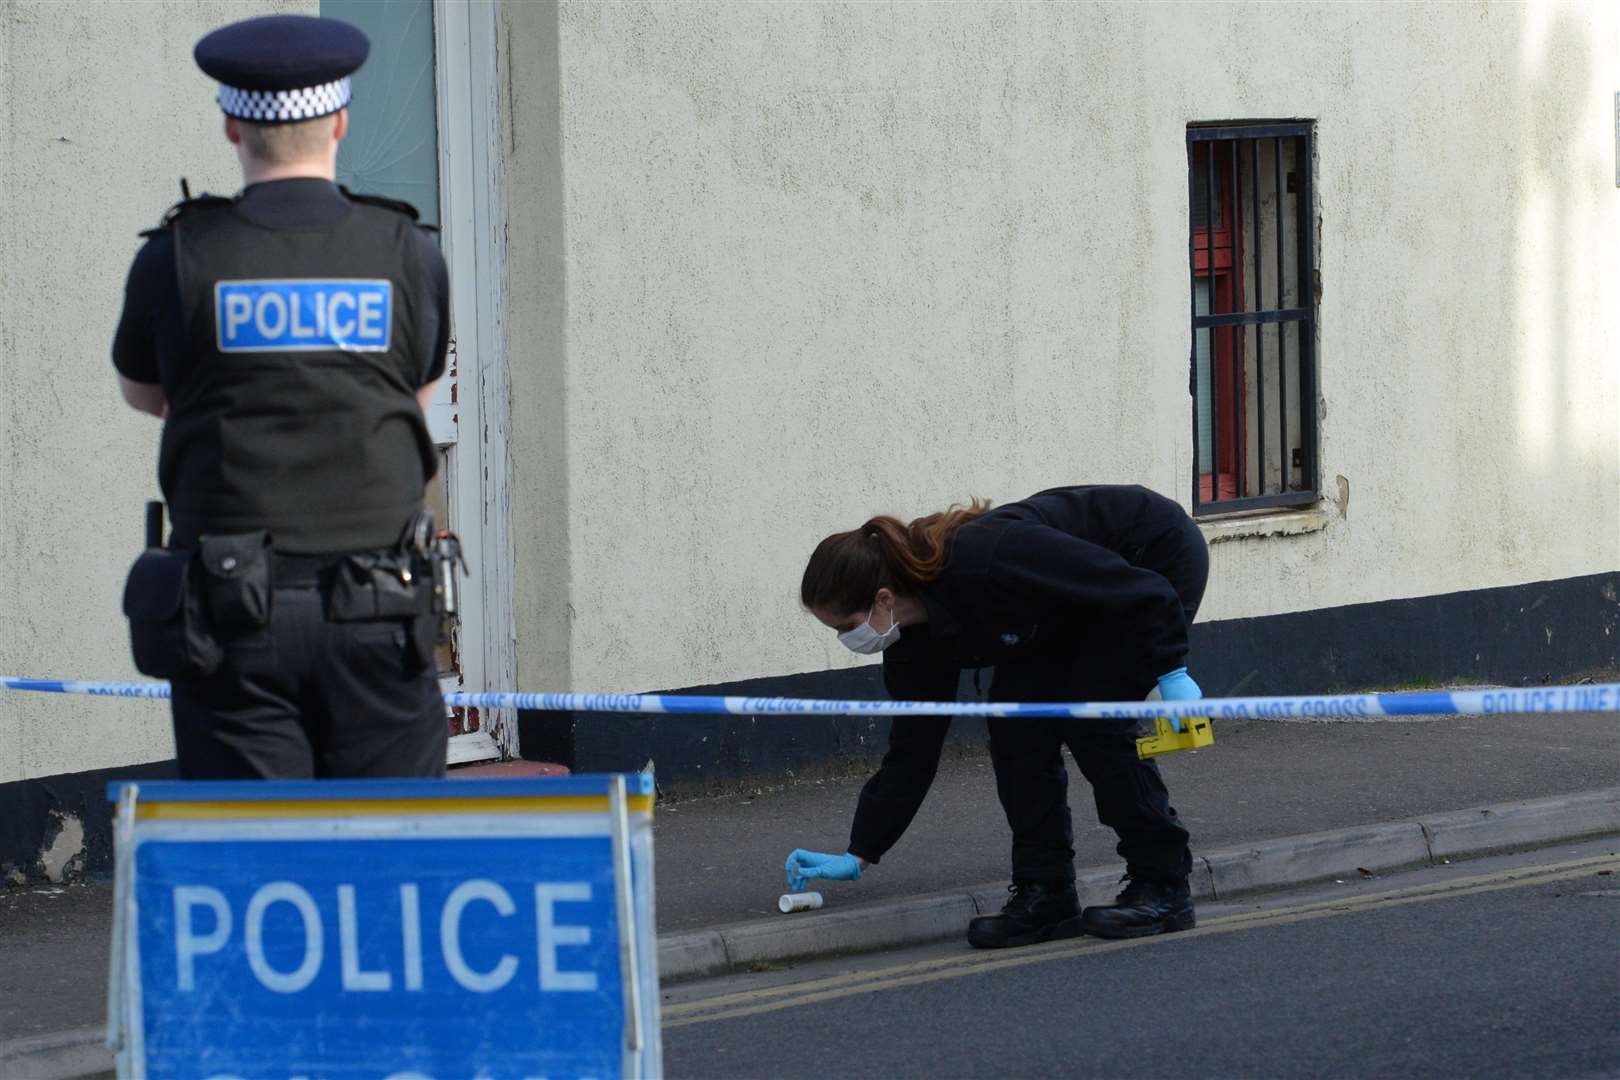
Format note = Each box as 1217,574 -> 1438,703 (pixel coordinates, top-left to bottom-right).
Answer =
214,279 -> 392,352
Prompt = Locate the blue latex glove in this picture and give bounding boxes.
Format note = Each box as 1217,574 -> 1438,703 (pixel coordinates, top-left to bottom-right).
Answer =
784,849 -> 862,892
1156,667 -> 1203,732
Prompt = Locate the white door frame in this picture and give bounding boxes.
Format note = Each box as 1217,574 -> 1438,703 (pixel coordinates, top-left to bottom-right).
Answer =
433,0 -> 515,764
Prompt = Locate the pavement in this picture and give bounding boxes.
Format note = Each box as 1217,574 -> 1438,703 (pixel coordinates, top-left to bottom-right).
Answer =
2,707 -> 1617,1078
652,710 -> 1620,931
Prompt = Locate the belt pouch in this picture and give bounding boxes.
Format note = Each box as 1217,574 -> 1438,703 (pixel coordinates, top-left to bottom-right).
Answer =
198,531 -> 273,630
122,548 -> 222,678
330,552 -> 422,621
330,552 -> 436,673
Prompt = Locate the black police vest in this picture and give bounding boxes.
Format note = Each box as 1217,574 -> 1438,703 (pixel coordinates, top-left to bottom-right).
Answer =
161,198 -> 437,554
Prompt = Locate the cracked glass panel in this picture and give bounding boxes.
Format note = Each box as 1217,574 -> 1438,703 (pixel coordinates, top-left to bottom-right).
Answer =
323,0 -> 440,227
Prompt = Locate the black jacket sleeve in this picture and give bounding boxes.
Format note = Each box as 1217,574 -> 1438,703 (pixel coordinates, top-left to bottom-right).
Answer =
111,234 -> 175,386
414,227 -> 451,385
846,630 -> 960,864
986,521 -> 1190,677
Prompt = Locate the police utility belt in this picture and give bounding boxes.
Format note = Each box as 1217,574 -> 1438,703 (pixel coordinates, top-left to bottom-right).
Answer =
122,505 -> 465,680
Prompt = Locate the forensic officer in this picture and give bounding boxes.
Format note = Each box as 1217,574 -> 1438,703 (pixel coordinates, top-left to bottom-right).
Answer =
111,15 -> 451,779
789,484 -> 1208,945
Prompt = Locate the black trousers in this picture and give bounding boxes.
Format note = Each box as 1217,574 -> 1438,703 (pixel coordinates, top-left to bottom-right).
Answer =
988,514 -> 1209,886
986,710 -> 1191,885
171,583 -> 448,780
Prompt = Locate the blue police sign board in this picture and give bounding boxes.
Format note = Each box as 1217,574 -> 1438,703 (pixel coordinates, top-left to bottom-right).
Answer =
107,776 -> 660,1079
214,279 -> 393,352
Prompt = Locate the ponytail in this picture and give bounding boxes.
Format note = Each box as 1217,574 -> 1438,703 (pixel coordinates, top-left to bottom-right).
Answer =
800,498 -> 992,615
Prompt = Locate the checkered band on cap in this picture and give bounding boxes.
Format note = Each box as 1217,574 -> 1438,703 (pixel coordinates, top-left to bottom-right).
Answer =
216,77 -> 351,122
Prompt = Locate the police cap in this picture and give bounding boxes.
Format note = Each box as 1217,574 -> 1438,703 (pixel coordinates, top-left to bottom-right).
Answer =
194,14 -> 369,124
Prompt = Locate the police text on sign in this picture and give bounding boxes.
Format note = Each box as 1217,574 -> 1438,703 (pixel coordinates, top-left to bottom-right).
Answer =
173,878 -> 599,995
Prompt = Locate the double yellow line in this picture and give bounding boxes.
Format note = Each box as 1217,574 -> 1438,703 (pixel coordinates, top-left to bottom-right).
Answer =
664,854 -> 1618,1028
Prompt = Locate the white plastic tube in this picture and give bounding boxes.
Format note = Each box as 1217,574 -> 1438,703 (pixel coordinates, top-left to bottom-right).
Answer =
778,891 -> 824,914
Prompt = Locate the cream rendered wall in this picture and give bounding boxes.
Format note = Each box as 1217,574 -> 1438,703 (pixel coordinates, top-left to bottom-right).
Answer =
1193,1 -> 1620,625
506,1 -> 1620,697
0,0 -> 311,786
503,0 -> 573,703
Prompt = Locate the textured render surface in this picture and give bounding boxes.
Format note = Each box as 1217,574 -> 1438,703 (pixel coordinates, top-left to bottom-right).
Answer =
501,1 -> 1620,696
0,0 -> 311,785
1198,1 -> 1620,626
501,0 -> 574,699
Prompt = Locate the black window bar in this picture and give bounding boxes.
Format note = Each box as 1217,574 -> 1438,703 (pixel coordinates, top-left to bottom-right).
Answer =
1187,121 -> 1317,515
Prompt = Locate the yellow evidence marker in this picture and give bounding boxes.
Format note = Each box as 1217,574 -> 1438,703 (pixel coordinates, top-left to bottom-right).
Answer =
1135,716 -> 1214,759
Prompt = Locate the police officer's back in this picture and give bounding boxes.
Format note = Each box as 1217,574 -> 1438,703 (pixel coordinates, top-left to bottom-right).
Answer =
112,15 -> 451,780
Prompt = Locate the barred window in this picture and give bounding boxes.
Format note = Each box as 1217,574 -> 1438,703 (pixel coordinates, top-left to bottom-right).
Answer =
1188,122 -> 1318,514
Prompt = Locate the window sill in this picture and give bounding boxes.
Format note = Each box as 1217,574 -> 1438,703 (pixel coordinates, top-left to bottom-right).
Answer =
1197,503 -> 1334,544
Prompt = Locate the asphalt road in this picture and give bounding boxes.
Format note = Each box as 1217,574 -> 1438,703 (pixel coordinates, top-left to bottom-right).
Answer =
662,840 -> 1620,1079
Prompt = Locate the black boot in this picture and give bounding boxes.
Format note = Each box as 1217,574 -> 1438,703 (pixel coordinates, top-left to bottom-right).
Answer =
1078,875 -> 1195,939
966,881 -> 1083,949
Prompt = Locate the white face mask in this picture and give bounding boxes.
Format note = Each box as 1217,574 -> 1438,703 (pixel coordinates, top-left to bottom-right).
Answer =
838,603 -> 902,655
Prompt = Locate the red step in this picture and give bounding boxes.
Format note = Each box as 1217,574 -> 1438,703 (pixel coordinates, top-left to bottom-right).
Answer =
448,759 -> 571,780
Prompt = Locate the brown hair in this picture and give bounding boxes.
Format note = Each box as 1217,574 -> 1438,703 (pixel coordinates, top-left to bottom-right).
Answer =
800,499 -> 992,616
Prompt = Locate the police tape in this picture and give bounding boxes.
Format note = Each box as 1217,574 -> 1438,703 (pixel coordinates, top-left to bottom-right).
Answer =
3,675 -> 1618,721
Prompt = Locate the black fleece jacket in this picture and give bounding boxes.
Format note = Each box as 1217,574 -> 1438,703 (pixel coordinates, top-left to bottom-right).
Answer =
846,484 -> 1206,863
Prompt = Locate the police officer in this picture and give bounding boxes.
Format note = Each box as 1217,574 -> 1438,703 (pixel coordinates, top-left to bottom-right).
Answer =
788,484 -> 1208,944
111,15 -> 451,780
